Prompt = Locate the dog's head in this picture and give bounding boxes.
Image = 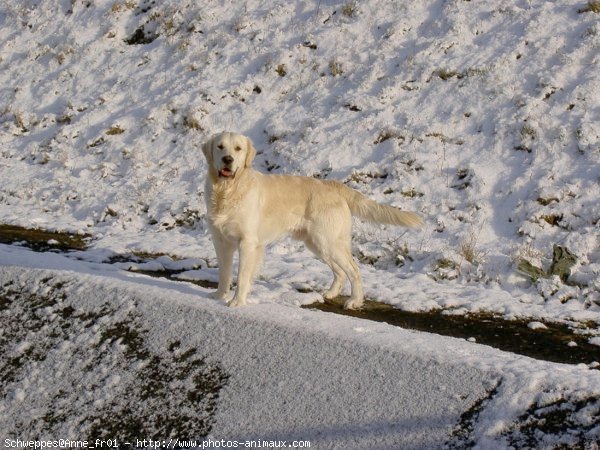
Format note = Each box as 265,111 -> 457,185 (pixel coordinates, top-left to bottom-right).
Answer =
202,132 -> 257,182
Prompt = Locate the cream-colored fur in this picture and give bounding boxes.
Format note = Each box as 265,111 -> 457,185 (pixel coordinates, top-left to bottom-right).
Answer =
202,131 -> 423,309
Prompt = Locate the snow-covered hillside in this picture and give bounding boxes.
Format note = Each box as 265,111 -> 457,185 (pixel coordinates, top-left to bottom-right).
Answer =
1,1 -> 599,324
1,1 -> 600,447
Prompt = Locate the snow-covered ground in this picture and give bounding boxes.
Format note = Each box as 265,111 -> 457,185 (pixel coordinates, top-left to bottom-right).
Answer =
1,0 -> 600,446
1,0 -> 599,329
1,260 -> 600,448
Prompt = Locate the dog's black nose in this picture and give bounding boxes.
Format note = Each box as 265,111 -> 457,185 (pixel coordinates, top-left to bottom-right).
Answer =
222,155 -> 234,165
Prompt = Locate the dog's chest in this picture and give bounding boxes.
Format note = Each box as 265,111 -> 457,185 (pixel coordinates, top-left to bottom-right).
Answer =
210,210 -> 245,241
207,184 -> 248,241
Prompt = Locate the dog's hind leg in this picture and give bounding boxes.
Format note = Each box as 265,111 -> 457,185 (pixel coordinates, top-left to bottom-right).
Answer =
303,237 -> 346,300
328,244 -> 364,310
323,262 -> 346,299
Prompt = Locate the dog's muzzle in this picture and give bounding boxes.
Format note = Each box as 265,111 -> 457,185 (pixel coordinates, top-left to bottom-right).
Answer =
219,156 -> 235,178
219,168 -> 234,178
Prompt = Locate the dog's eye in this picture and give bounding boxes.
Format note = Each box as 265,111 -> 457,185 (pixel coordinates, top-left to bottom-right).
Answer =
217,144 -> 224,150
235,146 -> 242,151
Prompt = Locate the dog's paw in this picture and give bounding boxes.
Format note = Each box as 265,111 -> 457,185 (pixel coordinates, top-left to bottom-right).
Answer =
227,296 -> 247,308
209,290 -> 229,301
343,298 -> 363,310
323,290 -> 339,300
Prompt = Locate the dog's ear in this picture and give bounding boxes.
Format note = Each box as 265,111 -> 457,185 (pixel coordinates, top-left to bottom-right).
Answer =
202,140 -> 213,163
244,137 -> 257,168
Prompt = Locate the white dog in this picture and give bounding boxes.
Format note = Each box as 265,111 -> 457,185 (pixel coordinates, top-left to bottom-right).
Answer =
202,132 -> 423,309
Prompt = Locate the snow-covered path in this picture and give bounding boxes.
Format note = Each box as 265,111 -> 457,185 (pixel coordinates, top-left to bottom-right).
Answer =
1,0 -> 599,328
1,247 -> 599,448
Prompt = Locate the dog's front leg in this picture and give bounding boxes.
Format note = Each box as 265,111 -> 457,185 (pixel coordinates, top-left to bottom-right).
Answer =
211,236 -> 235,301
228,239 -> 259,307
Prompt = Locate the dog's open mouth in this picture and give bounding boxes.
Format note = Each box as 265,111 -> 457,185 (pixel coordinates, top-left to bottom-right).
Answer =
219,168 -> 234,178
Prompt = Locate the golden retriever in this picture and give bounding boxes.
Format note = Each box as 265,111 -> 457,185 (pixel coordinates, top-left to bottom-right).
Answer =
202,132 -> 423,309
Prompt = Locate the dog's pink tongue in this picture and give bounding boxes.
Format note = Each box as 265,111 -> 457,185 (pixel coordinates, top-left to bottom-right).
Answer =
220,168 -> 232,177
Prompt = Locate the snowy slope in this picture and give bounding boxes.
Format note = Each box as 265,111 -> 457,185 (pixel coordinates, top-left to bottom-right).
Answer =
0,3 -> 599,330
1,2 -> 600,446
2,261 -> 600,448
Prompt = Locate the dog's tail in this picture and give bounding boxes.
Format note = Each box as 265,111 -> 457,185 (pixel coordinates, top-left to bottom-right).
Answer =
334,182 -> 424,228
